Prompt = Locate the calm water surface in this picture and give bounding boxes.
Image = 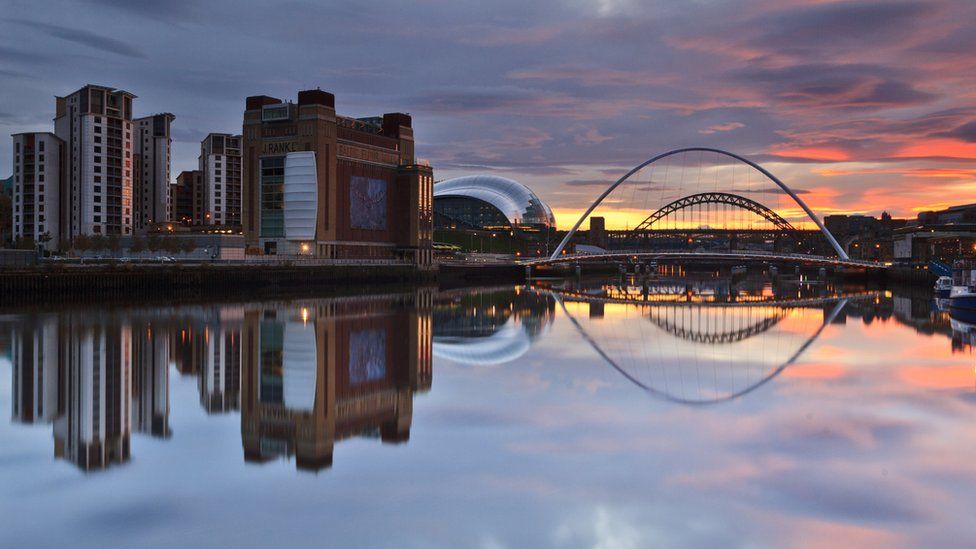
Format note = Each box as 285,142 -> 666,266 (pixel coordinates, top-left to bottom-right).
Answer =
1,277 -> 975,548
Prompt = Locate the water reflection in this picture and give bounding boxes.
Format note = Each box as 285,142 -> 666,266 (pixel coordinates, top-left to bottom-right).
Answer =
241,296 -> 432,471
432,287 -> 555,366
2,278 -> 972,476
5,291 -> 433,472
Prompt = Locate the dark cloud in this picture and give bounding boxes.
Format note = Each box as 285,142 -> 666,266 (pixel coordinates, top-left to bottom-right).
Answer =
76,0 -> 200,23
753,1 -> 938,53
735,64 -> 934,110
936,120 -> 976,143
7,18 -> 145,58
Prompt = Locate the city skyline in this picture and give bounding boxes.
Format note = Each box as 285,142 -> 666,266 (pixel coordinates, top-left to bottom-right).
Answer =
3,0 -> 975,230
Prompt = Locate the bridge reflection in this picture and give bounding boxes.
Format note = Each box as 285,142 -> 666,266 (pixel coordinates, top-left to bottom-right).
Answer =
548,278 -> 865,404
1,283 -> 970,473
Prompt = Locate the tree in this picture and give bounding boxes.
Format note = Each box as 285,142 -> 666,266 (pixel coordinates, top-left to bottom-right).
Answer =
147,234 -> 163,252
107,234 -> 121,252
89,235 -> 106,251
37,232 -> 52,251
163,237 -> 182,254
14,236 -> 35,250
130,236 -> 147,253
72,234 -> 92,251
179,239 -> 196,254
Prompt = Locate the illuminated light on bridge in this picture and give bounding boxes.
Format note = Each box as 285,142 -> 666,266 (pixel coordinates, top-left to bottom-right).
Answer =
545,147 -> 857,265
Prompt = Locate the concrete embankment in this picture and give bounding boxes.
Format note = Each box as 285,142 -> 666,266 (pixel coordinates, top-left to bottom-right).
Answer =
0,263 -> 438,305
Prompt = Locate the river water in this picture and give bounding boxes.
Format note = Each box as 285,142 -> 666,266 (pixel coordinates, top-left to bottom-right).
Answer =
1,276 -> 974,548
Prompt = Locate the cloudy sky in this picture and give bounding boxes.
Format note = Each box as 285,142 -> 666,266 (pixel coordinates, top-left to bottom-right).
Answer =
2,0 -> 975,228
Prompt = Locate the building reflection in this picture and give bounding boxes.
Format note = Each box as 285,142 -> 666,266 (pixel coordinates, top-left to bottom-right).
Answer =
132,316 -> 171,438
432,287 -> 555,366
6,291 -> 433,473
53,313 -> 133,471
241,291 -> 433,471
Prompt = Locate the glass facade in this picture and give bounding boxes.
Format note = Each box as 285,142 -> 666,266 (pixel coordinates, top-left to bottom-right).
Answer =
435,196 -> 512,230
260,157 -> 285,237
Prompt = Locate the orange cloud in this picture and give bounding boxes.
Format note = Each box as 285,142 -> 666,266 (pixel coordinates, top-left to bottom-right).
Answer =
783,362 -> 846,379
895,139 -> 976,160
898,365 -> 975,389
769,147 -> 851,162
819,167 -> 976,178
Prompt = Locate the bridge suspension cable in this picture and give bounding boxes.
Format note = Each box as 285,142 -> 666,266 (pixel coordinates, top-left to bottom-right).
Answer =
550,147 -> 848,260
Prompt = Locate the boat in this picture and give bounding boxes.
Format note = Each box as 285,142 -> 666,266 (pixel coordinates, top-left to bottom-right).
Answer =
935,275 -> 953,299
949,260 -> 976,322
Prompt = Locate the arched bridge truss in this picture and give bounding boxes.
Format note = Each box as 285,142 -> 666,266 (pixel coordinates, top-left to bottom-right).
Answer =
647,306 -> 787,345
549,147 -> 850,261
631,192 -> 797,234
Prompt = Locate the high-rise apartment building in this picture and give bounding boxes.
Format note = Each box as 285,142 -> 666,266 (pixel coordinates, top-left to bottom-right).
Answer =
54,84 -> 136,240
173,170 -> 204,225
200,133 -> 242,226
11,133 -> 64,250
242,89 -> 433,264
133,113 -> 175,230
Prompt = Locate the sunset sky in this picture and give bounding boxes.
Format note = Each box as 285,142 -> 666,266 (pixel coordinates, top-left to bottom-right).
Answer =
2,0 -> 975,229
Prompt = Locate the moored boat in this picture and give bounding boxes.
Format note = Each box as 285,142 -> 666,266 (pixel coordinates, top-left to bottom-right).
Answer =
949,260 -> 976,319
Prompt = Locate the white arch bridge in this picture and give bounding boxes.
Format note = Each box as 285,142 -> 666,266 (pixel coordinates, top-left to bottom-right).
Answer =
529,147 -> 886,270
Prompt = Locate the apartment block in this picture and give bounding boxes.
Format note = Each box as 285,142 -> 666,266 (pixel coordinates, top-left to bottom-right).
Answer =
54,84 -> 136,240
199,133 -> 242,226
11,133 -> 64,250
133,113 -> 175,230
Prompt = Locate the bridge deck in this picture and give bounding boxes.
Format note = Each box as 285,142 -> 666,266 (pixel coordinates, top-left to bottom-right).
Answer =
526,251 -> 886,269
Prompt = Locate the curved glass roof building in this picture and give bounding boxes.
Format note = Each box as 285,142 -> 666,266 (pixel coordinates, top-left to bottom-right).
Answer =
433,175 -> 555,230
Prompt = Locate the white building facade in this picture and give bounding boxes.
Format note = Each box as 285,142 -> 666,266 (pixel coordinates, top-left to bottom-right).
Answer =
54,85 -> 136,241
199,133 -> 242,226
11,133 -> 63,250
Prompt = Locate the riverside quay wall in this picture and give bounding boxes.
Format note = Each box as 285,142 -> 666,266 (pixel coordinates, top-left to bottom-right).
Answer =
0,263 -> 437,305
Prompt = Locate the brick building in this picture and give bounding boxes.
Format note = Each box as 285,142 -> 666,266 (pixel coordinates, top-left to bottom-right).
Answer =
241,89 -> 432,264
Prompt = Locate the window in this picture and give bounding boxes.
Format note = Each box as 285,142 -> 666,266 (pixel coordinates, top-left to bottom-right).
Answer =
95,126 -> 102,134
95,146 -> 101,153
39,154 -> 44,161
260,156 -> 285,237
38,175 -> 44,183
38,141 -> 44,151
94,136 -> 101,143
